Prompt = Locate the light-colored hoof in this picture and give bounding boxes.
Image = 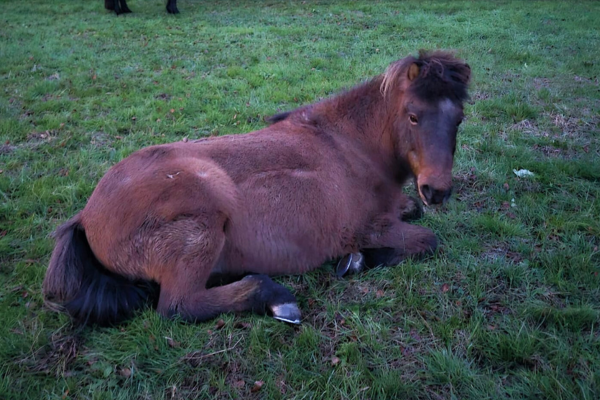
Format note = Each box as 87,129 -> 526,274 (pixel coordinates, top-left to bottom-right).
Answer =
336,252 -> 364,277
270,303 -> 301,324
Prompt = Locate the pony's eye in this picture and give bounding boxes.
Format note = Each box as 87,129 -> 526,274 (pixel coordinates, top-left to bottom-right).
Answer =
409,114 -> 418,124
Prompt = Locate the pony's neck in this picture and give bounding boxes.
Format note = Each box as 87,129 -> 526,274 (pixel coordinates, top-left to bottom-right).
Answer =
309,76 -> 397,164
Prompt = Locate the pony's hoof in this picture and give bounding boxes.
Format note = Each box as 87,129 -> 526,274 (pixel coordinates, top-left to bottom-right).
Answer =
336,252 -> 364,277
270,303 -> 301,324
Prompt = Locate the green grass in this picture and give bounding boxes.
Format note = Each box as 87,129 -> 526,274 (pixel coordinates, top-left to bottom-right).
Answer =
1,0 -> 599,398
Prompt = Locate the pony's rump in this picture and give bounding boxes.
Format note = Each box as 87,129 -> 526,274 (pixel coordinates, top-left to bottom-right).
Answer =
43,216 -> 156,326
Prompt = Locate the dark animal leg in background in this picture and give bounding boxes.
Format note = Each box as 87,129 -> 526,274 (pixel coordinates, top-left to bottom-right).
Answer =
166,0 -> 179,14
117,0 -> 132,14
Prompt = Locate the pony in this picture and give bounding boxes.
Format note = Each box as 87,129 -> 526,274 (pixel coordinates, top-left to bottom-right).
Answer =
105,0 -> 178,15
43,51 -> 471,326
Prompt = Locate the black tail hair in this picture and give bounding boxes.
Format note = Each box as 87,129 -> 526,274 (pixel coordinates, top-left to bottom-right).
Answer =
264,110 -> 292,124
43,215 -> 157,326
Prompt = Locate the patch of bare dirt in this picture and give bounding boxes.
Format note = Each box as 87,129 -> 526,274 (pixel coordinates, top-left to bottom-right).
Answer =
453,168 -> 493,212
482,244 -> 524,265
0,144 -> 16,154
471,90 -> 491,101
17,333 -> 81,377
533,77 -> 551,90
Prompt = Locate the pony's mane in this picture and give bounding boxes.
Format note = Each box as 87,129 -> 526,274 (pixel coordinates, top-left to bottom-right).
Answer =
381,50 -> 470,103
265,51 -> 470,125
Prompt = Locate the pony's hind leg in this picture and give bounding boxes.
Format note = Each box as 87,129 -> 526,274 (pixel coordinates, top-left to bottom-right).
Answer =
159,271 -> 301,324
154,219 -> 300,324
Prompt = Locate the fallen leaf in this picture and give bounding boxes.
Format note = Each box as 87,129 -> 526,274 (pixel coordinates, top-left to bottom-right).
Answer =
375,290 -> 384,298
165,337 -> 180,348
331,356 -> 340,366
234,322 -> 251,329
119,368 -> 132,378
513,168 -> 535,178
503,182 -> 509,191
182,137 -> 188,142
170,108 -> 175,113
441,283 -> 450,293
233,380 -> 245,389
215,319 -> 225,330
409,329 -> 421,341
251,381 -> 264,393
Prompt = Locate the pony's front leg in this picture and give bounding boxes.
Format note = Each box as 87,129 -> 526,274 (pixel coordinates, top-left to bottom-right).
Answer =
396,193 -> 424,221
360,215 -> 438,269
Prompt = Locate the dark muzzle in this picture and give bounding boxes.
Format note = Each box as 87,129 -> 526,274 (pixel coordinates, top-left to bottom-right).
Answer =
419,184 -> 453,206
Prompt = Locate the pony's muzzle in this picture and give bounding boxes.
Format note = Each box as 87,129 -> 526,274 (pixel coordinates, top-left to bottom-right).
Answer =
418,184 -> 453,206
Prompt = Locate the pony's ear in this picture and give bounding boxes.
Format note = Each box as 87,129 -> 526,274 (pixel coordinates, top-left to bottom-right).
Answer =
408,63 -> 420,81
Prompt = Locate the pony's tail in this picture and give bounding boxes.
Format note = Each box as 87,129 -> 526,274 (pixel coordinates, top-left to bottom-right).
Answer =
43,215 -> 157,326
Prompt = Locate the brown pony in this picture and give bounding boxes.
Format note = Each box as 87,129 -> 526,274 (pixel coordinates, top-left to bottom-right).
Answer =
43,51 -> 470,326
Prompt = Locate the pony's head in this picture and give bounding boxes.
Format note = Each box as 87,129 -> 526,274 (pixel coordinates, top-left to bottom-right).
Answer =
382,51 -> 471,205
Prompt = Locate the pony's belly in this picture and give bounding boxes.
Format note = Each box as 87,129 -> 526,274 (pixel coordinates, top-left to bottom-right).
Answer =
222,233 -> 333,276
222,208 -> 353,276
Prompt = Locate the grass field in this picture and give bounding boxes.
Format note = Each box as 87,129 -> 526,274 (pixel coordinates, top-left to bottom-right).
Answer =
1,0 -> 599,398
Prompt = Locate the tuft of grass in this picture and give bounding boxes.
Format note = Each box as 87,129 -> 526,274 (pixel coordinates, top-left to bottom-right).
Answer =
1,0 -> 600,399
